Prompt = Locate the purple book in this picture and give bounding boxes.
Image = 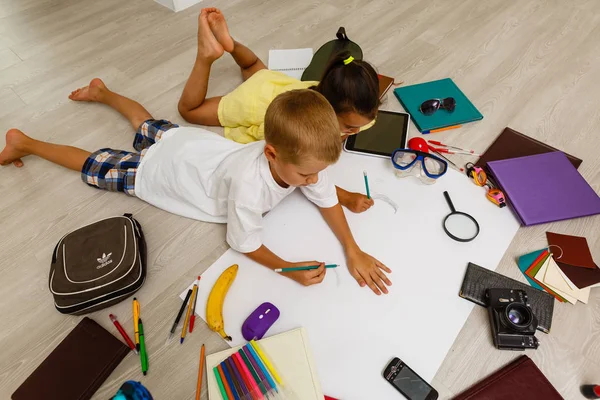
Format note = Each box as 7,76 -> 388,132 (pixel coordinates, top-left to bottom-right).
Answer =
487,152 -> 600,226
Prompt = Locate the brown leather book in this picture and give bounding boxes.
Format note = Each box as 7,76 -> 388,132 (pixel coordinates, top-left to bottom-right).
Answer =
378,74 -> 396,99
452,355 -> 563,400
477,127 -> 582,169
12,317 -> 128,400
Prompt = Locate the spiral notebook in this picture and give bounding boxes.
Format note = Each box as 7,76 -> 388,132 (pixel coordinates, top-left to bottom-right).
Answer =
268,48 -> 314,80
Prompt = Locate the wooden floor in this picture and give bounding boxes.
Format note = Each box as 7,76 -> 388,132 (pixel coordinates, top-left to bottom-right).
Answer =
1,0 -> 600,398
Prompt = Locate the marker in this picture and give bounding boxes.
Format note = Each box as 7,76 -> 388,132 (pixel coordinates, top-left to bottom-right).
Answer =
250,340 -> 282,385
421,124 -> 462,134
245,344 -> 277,390
217,364 -> 234,400
133,298 -> 140,351
214,366 -> 229,400
363,171 -> 371,199
274,264 -> 338,273
109,314 -> 138,355
138,318 -> 149,375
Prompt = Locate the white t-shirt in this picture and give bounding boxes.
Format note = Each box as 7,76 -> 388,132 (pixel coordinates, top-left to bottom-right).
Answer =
135,126 -> 338,253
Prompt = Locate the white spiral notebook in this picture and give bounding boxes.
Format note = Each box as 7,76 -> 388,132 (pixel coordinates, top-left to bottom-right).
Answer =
268,48 -> 313,80
206,327 -> 323,399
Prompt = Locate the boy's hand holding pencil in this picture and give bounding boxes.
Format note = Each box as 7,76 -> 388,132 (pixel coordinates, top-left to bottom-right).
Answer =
279,261 -> 328,286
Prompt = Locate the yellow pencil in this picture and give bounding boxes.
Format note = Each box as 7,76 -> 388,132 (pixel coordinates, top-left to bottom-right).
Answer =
181,283 -> 198,344
133,298 -> 140,351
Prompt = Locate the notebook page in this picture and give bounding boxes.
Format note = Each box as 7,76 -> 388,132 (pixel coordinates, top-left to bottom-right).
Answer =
268,48 -> 313,80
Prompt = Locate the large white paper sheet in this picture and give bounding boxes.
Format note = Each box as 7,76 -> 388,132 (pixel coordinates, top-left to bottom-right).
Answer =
183,152 -> 520,399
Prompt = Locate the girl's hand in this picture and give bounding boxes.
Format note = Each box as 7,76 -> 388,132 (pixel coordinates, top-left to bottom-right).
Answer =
280,262 -> 327,286
346,248 -> 391,295
341,192 -> 374,213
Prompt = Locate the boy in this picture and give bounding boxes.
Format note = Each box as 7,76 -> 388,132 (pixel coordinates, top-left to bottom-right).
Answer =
0,80 -> 391,295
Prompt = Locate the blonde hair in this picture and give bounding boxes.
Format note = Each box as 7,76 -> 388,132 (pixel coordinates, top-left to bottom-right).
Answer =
264,89 -> 341,165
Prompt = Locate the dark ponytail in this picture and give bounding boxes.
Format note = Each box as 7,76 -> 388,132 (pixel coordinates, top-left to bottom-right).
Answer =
314,51 -> 380,119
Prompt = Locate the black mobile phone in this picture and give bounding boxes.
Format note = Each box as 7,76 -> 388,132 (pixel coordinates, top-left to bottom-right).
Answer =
383,357 -> 439,400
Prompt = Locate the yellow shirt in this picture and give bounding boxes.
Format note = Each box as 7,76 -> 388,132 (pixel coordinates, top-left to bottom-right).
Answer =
218,69 -> 318,144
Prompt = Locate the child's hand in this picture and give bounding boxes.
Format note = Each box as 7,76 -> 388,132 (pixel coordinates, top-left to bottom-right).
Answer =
346,248 -> 392,295
282,262 -> 327,287
342,192 -> 374,213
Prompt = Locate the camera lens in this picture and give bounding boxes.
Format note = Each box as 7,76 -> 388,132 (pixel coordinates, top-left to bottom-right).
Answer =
503,303 -> 533,330
508,308 -> 524,324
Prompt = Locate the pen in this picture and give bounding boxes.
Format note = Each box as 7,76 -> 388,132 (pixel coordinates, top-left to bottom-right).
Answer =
133,297 -> 140,351
181,283 -> 198,344
421,124 -> 462,134
274,264 -> 338,273
189,276 -> 201,333
169,289 -> 192,342
109,314 -> 138,355
138,318 -> 148,375
363,170 -> 371,199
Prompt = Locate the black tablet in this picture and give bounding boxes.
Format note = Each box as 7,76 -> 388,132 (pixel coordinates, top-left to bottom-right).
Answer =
343,110 -> 410,158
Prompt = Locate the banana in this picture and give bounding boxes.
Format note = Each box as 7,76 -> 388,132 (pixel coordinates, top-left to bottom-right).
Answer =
206,264 -> 238,341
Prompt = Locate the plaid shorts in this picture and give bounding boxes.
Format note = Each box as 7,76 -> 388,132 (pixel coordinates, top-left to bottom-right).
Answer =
81,119 -> 178,195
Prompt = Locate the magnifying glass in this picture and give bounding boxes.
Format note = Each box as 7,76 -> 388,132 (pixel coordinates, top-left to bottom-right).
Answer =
442,191 -> 480,242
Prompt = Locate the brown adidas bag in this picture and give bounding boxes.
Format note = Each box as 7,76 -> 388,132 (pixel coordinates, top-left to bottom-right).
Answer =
49,214 -> 146,315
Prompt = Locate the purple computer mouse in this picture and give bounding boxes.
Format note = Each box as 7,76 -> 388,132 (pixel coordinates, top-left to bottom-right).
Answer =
241,302 -> 280,341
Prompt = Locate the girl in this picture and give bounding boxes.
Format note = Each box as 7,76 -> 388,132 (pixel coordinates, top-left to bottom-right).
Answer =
178,8 -> 380,214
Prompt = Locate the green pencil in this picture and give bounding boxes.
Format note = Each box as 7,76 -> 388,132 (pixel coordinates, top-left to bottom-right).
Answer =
363,171 -> 371,199
213,366 -> 228,400
274,264 -> 338,273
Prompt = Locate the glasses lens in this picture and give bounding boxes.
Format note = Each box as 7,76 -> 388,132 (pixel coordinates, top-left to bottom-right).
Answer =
419,99 -> 440,115
422,155 -> 447,177
392,151 -> 418,168
441,97 -> 456,112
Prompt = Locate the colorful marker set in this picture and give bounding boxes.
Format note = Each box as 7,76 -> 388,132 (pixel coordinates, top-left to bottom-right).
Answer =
213,340 -> 288,400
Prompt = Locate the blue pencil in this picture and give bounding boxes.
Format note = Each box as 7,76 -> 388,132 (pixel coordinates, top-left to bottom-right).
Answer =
363,171 -> 371,199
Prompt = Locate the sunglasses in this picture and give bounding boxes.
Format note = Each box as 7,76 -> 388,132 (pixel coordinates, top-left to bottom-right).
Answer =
419,97 -> 456,116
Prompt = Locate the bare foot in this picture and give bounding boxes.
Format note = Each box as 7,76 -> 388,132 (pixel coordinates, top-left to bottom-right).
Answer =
68,78 -> 107,102
197,9 -> 224,61
206,9 -> 234,53
0,129 -> 32,168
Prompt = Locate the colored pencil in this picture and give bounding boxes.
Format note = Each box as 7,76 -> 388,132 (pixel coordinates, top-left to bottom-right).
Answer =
214,366 -> 229,400
195,344 -> 205,400
169,289 -> 192,342
363,170 -> 371,199
189,276 -> 201,333
220,361 -> 240,400
181,283 -> 198,344
274,264 -> 338,273
250,340 -> 282,385
133,298 -> 140,351
422,124 -> 462,134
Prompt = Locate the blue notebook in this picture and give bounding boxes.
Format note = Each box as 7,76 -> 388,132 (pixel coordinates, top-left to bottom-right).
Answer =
394,78 -> 483,133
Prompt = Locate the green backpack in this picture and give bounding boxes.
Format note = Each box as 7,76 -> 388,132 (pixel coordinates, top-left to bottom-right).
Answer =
301,27 -> 363,81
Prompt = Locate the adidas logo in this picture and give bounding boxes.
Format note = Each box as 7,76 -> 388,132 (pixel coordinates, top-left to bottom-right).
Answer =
96,252 -> 113,269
